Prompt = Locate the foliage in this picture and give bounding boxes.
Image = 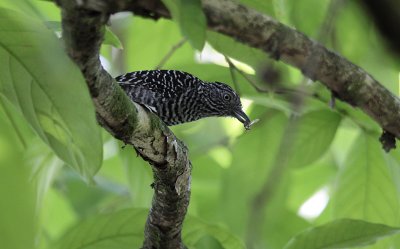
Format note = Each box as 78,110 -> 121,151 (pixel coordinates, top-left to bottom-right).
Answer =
0,7 -> 102,181
0,0 -> 400,249
284,219 -> 400,249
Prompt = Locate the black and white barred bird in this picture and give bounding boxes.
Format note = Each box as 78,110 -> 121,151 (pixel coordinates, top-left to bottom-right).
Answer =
116,70 -> 252,129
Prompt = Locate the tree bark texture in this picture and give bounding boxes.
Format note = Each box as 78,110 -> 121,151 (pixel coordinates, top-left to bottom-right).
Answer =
57,1 -> 191,248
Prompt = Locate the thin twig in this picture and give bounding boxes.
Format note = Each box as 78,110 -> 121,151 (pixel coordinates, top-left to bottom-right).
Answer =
224,56 -> 268,93
224,55 -> 241,93
155,37 -> 187,70
224,56 -> 315,97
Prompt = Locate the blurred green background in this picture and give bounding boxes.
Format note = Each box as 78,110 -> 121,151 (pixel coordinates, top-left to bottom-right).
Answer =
1,0 -> 400,248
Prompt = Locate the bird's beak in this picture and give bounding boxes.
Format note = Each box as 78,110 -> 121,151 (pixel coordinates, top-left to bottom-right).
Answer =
233,109 -> 252,130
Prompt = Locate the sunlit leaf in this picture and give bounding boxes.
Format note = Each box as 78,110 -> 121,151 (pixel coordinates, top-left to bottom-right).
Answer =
0,8 -> 102,180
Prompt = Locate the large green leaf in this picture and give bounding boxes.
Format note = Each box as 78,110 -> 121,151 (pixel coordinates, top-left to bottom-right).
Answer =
53,209 -> 147,249
0,8 -> 102,179
284,219 -> 400,249
332,132 -> 400,248
287,110 -> 341,168
183,216 -> 245,249
333,133 -> 400,224
162,0 -> 206,50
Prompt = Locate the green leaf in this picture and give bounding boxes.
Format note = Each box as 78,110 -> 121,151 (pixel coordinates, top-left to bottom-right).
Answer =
162,0 -> 206,50
332,132 -> 400,226
287,110 -> 341,168
53,209 -> 148,249
0,8 -> 102,180
284,219 -> 400,249
183,216 -> 245,249
45,21 -> 123,49
0,0 -> 44,19
104,26 -> 123,49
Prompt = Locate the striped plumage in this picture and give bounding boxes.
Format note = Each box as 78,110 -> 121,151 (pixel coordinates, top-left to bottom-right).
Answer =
116,70 -> 251,128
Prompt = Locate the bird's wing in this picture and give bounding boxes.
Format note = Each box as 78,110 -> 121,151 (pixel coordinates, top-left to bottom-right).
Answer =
116,70 -> 201,98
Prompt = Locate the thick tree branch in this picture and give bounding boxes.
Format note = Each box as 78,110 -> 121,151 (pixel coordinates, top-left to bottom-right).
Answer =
90,0 -> 400,142
57,1 -> 190,248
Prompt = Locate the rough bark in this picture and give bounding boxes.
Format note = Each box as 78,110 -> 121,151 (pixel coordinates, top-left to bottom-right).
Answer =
57,1 -> 190,248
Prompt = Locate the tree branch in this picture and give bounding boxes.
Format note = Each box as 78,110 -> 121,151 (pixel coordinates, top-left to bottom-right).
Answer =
57,1 -> 190,248
156,37 -> 187,70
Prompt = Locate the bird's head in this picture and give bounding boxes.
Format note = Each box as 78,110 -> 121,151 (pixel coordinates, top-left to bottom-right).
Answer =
205,82 -> 252,129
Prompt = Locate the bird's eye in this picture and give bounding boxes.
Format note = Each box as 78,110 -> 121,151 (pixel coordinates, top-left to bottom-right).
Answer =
223,94 -> 231,101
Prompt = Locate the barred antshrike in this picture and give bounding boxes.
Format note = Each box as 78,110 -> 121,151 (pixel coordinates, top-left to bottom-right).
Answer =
116,70 -> 253,129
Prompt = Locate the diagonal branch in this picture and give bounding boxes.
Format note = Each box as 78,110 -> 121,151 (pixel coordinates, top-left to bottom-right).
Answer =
57,1 -> 191,248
